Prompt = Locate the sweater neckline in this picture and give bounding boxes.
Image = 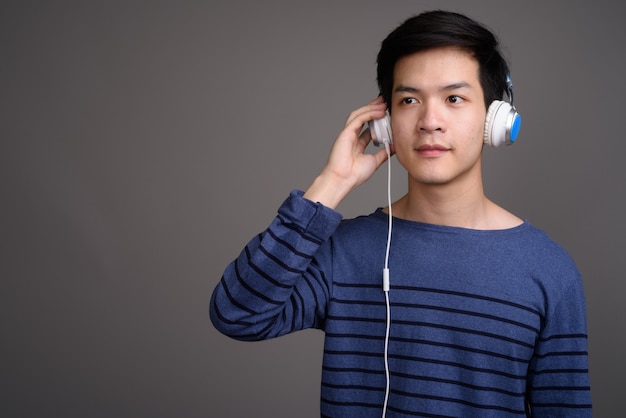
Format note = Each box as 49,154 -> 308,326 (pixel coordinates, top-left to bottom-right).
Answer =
372,207 -> 530,235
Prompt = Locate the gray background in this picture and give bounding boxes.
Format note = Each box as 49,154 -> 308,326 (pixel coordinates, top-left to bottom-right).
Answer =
1,0 -> 624,417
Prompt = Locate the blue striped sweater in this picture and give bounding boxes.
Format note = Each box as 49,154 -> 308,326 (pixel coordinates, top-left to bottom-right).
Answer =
210,190 -> 591,417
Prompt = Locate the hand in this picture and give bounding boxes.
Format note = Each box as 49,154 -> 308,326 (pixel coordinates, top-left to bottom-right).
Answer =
303,97 -> 394,209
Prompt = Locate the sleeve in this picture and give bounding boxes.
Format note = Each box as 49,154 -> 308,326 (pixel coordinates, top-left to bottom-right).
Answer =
209,190 -> 343,341
526,269 -> 592,417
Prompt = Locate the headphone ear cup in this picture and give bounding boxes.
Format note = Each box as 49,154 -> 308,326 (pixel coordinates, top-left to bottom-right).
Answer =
370,112 -> 393,146
483,100 -> 522,147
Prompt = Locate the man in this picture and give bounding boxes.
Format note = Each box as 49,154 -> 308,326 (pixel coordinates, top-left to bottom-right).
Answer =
210,10 -> 592,417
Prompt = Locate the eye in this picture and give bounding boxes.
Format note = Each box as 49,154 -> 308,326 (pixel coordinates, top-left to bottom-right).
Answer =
447,95 -> 464,104
401,97 -> 418,105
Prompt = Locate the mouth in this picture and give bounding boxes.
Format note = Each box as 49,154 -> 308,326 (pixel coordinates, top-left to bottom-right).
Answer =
416,144 -> 450,157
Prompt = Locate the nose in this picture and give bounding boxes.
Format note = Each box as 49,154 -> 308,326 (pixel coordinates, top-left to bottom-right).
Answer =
417,102 -> 444,133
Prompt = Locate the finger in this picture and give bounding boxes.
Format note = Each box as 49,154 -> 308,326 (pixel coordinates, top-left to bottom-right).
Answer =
372,145 -> 394,169
346,103 -> 386,126
368,95 -> 385,105
345,99 -> 387,128
357,122 -> 372,146
346,111 -> 387,149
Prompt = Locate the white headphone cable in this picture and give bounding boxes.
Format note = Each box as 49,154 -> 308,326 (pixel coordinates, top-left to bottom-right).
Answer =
381,142 -> 392,418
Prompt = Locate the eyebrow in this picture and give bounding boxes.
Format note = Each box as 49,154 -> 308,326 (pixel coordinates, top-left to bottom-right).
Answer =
394,82 -> 472,94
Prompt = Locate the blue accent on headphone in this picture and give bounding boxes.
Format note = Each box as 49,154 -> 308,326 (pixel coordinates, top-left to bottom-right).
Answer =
511,114 -> 522,142
511,114 -> 521,142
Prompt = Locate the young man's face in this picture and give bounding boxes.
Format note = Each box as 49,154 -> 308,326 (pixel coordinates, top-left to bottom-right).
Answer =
390,47 -> 487,190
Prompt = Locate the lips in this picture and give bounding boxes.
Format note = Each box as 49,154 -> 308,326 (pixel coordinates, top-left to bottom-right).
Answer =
416,143 -> 450,157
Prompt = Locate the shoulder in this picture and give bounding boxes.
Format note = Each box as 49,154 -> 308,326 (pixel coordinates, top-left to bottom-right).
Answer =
485,200 -> 524,230
514,222 -> 582,287
328,209 -> 392,260
518,223 -> 574,259
335,208 -> 388,238
485,203 -> 578,272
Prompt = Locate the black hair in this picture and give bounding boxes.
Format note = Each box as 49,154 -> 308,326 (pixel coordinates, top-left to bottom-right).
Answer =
376,10 -> 510,109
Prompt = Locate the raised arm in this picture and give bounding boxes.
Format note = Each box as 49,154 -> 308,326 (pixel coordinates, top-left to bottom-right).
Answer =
304,96 -> 391,208
210,98 -> 391,340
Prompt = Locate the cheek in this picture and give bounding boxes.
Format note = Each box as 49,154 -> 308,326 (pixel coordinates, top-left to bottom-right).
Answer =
456,114 -> 486,145
390,118 -> 410,145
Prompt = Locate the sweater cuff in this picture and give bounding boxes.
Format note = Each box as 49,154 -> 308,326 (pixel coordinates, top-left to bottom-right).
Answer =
277,190 -> 343,241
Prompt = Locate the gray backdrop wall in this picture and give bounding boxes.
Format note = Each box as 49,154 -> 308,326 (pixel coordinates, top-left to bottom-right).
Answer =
2,1 -> 624,417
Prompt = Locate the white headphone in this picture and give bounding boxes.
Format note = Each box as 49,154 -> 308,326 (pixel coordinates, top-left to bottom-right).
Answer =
369,112 -> 393,147
370,75 -> 522,148
483,75 -> 522,147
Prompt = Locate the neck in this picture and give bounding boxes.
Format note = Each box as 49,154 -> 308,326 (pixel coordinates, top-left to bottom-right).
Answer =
390,174 -> 521,230
395,179 -> 487,226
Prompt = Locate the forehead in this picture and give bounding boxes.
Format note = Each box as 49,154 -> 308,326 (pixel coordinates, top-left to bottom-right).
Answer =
392,47 -> 480,90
